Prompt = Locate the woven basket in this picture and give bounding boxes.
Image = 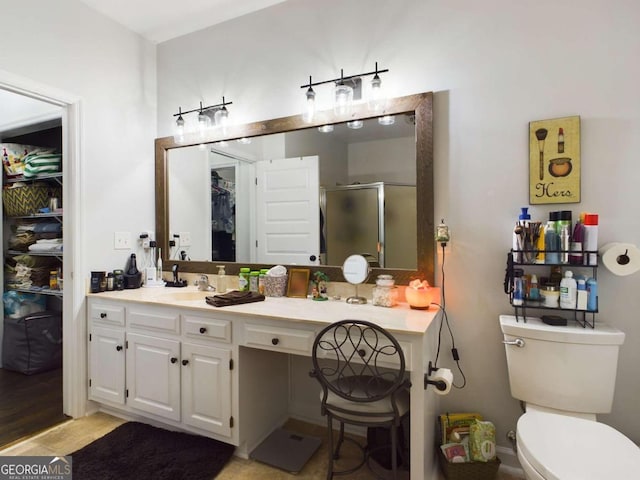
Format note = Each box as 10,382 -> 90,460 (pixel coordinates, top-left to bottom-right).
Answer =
2,185 -> 61,216
437,449 -> 501,480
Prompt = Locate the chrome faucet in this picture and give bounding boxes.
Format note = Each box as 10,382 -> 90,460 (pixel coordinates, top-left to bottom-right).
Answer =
197,274 -> 215,292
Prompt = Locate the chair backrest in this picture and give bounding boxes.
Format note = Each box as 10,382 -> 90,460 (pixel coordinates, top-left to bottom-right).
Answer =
311,320 -> 406,403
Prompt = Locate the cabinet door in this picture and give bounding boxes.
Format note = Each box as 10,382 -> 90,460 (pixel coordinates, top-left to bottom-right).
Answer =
126,333 -> 181,421
181,342 -> 232,437
89,326 -> 125,404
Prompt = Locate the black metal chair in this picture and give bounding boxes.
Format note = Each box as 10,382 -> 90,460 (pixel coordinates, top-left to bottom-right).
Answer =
310,319 -> 411,479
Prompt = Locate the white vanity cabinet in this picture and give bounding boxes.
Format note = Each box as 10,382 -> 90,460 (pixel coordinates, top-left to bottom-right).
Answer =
87,298 -> 233,439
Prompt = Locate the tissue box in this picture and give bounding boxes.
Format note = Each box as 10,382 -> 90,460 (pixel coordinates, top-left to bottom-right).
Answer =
263,275 -> 287,297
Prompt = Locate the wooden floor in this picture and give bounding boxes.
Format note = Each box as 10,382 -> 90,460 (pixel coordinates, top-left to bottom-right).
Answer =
0,367 -> 68,448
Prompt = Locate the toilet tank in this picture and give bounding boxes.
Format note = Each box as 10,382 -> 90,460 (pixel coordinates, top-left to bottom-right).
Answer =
499,315 -> 625,414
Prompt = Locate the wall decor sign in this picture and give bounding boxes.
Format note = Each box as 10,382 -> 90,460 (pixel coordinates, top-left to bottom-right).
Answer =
529,115 -> 580,204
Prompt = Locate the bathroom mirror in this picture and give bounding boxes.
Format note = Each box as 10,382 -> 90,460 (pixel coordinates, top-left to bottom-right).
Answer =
155,92 -> 433,284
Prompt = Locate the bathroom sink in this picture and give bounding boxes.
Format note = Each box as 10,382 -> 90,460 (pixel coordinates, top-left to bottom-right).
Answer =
162,290 -> 213,302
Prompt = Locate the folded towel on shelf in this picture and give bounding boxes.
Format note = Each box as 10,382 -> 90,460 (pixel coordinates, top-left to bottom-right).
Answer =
28,239 -> 63,252
22,152 -> 62,178
206,291 -> 265,307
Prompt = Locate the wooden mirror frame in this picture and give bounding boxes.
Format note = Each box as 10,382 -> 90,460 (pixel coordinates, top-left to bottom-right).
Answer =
155,91 -> 433,284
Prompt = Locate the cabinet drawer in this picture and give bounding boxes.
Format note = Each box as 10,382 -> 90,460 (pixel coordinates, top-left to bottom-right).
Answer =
89,302 -> 125,326
183,314 -> 231,343
127,305 -> 180,334
244,323 -> 316,355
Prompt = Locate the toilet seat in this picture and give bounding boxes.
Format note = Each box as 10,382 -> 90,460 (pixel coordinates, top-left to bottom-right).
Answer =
517,411 -> 640,480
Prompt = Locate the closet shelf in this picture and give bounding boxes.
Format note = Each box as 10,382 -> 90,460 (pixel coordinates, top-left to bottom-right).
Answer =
6,249 -> 63,259
8,287 -> 63,298
4,172 -> 62,185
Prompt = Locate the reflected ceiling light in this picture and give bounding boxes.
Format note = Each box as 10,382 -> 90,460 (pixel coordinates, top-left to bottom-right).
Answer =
237,137 -> 252,145
318,125 -> 334,133
347,120 -> 364,129
172,97 -> 233,138
378,115 -> 395,126
301,62 -> 388,120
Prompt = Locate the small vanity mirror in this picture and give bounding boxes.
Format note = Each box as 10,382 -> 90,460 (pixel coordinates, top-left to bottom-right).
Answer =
342,254 -> 370,304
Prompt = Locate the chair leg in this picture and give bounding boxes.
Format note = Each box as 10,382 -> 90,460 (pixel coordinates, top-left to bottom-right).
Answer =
390,424 -> 398,480
333,422 -> 345,460
325,415 -> 334,480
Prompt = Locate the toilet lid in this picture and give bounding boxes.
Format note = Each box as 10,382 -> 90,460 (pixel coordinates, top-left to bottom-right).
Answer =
518,412 -> 640,480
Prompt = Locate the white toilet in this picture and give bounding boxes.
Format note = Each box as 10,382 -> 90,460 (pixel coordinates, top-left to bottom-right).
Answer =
500,314 -> 640,480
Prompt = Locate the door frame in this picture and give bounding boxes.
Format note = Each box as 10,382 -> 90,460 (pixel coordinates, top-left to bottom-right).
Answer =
0,68 -> 86,418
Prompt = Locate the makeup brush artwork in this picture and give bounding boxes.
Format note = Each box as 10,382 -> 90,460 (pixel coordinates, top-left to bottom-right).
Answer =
529,116 -> 581,205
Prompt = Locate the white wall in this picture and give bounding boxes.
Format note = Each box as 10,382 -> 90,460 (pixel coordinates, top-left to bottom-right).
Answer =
157,0 -> 640,452
348,136 -> 415,184
168,147 -> 209,261
1,0 -> 157,273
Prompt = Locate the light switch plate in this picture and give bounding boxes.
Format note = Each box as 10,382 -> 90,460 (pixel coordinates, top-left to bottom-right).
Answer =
179,232 -> 192,247
114,231 -> 132,250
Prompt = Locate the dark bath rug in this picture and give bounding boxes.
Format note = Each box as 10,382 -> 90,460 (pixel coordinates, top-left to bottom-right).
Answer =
70,421 -> 235,480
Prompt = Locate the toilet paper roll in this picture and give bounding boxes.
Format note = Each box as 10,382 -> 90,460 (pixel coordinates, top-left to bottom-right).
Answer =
599,243 -> 640,276
431,368 -> 454,396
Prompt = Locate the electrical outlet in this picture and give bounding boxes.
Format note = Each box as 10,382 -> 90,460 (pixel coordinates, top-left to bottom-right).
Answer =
139,231 -> 152,249
114,232 -> 132,250
179,232 -> 192,247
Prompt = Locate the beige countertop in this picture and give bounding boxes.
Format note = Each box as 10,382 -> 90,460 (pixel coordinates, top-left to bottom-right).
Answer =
87,286 -> 440,336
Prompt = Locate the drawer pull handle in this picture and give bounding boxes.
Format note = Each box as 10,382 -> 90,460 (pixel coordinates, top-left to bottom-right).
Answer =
199,327 -> 207,334
271,338 -> 279,346
170,357 -> 178,364
100,313 -> 107,318
116,345 -> 123,352
182,359 -> 189,366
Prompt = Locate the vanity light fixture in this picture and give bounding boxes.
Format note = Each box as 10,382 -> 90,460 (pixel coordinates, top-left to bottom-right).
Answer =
303,76 -> 316,123
368,62 -> 387,112
347,120 -> 364,129
318,125 -> 334,133
334,69 -> 354,115
301,62 -> 389,120
175,107 -> 185,140
172,97 -> 233,139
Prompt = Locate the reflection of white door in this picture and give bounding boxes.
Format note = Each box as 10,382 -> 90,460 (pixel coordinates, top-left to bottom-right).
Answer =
256,156 -> 320,265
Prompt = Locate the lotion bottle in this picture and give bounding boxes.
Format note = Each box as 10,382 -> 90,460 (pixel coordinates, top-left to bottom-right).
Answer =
560,270 -> 577,309
216,265 -> 226,293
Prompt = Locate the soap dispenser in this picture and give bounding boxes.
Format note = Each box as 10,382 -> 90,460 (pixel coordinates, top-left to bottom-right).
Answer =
216,265 -> 226,293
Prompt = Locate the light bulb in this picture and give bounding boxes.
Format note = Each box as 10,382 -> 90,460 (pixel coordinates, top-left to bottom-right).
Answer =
318,125 -> 334,133
215,106 -> 229,135
334,82 -> 353,115
347,120 -> 363,129
368,73 -> 387,112
304,86 -> 316,123
198,110 -> 209,136
174,114 -> 185,141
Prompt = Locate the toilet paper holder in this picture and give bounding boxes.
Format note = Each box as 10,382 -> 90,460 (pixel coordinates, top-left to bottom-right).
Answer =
424,361 -> 448,391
